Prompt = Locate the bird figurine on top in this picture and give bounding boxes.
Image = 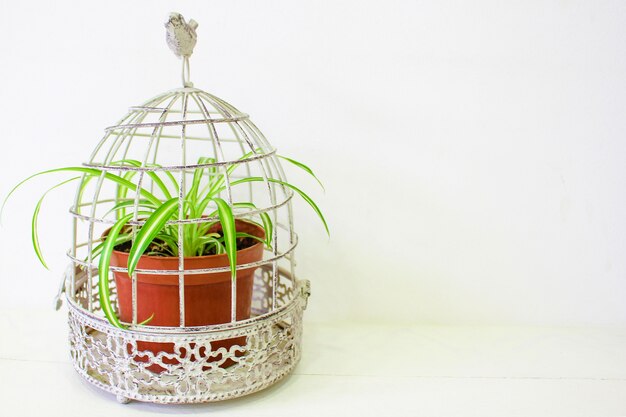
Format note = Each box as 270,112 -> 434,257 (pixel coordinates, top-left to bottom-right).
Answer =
165,12 -> 198,58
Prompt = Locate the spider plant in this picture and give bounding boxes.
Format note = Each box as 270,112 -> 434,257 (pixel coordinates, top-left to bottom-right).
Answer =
2,152 -> 328,329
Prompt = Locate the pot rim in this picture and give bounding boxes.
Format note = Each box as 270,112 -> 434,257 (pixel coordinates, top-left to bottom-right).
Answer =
107,219 -> 266,262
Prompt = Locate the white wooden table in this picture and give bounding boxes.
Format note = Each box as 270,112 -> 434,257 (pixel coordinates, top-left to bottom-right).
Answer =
1,308 -> 625,416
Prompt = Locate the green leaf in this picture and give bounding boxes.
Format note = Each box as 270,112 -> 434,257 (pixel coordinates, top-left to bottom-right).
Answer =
213,197 -> 237,280
236,232 -> 268,247
98,213 -> 134,329
196,151 -> 256,216
90,234 -> 132,260
75,175 -> 94,215
112,159 -> 179,195
278,155 -> 325,191
189,157 -> 213,203
127,197 -> 180,275
31,177 -> 81,269
115,170 -> 137,218
138,313 -> 155,326
196,157 -> 218,197
3,167 -> 162,218
103,199 -> 157,218
228,177 -> 330,236
196,235 -> 226,255
152,233 -> 179,257
110,159 -> 172,199
232,202 -> 273,247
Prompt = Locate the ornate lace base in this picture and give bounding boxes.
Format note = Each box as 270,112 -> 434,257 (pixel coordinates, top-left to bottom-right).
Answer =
67,273 -> 309,404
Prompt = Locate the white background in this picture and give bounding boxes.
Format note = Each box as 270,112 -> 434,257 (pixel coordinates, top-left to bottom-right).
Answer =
2,2 -> 626,415
1,0 -> 625,328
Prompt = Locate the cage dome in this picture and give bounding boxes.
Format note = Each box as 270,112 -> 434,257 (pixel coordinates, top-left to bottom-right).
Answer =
63,14 -> 312,404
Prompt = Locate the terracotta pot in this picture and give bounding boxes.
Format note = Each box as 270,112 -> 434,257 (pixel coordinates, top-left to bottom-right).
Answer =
109,219 -> 265,372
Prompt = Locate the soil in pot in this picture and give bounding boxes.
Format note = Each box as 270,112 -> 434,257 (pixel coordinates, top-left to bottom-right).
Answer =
109,219 -> 265,372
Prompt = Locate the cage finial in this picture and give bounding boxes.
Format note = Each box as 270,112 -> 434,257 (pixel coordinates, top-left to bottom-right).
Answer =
165,12 -> 198,87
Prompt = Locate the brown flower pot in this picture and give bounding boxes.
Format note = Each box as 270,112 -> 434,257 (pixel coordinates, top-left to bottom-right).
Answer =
109,219 -> 265,372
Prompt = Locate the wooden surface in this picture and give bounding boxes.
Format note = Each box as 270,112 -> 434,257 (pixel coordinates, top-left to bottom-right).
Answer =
1,309 -> 625,416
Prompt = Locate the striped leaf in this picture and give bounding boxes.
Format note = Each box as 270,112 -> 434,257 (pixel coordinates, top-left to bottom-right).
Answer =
228,177 -> 329,236
111,159 -> 173,200
127,197 -> 179,275
278,155 -> 325,191
114,170 -> 137,218
196,235 -> 226,255
31,177 -> 81,269
98,213 -> 135,329
196,151 -> 256,215
232,202 -> 273,247
103,199 -> 157,218
152,232 -> 179,257
90,234 -> 132,260
75,175 -> 94,215
236,232 -> 269,247
2,167 -> 162,213
212,197 -> 237,280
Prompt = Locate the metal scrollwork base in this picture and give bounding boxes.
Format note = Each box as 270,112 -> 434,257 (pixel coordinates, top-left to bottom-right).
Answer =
67,269 -> 309,404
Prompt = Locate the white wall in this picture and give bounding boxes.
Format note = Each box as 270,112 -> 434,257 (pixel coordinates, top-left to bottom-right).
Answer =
0,0 -> 625,326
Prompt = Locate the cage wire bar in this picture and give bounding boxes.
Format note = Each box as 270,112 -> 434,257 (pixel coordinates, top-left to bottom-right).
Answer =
59,13 -> 310,404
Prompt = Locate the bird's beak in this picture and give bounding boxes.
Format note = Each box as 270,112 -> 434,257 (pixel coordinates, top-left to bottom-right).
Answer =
165,12 -> 181,28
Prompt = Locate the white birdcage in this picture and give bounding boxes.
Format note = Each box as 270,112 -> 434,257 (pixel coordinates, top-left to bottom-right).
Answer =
59,13 -> 313,404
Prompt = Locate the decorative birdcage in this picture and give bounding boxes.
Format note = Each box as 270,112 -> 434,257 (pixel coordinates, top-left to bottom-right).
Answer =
58,13 -> 313,404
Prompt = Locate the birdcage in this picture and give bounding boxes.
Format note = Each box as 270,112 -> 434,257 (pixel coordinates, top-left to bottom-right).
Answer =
58,13 -> 314,404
